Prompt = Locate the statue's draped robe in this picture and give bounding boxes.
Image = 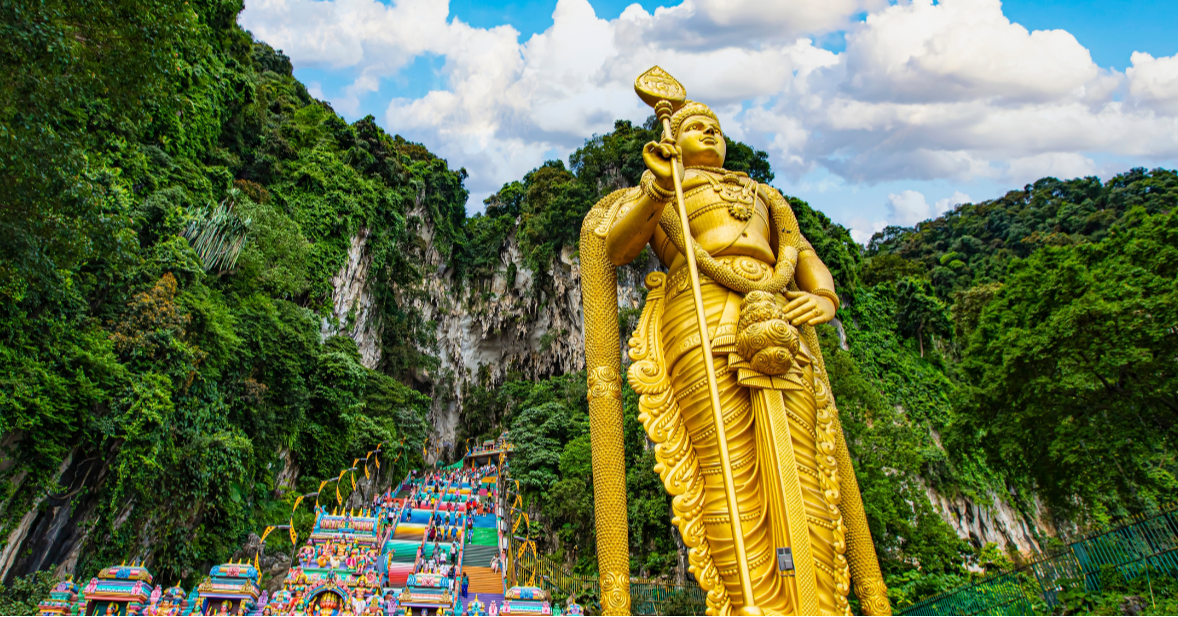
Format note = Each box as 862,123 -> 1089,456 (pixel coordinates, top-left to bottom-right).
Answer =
618,169 -> 851,615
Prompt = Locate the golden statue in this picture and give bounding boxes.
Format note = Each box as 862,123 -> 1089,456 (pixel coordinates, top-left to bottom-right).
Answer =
581,67 -> 891,616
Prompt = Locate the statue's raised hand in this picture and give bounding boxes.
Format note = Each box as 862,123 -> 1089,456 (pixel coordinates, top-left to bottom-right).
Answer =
642,137 -> 684,191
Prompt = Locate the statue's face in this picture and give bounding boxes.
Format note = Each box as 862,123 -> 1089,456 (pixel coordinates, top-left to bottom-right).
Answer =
676,115 -> 726,168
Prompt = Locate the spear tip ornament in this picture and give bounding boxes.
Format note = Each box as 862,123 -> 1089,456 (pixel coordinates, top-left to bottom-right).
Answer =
634,65 -> 686,111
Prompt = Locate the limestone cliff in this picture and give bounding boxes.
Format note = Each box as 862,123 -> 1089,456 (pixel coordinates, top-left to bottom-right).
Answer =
322,207 -> 1052,558
925,482 -> 1052,557
332,199 -> 656,460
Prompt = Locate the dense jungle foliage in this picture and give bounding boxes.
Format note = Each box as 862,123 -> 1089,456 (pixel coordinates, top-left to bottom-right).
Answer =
1,0 -> 448,584
864,171 -> 1178,521
2,0 -> 1176,613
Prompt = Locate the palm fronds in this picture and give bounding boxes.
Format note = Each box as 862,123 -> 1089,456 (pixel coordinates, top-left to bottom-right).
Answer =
182,189 -> 252,273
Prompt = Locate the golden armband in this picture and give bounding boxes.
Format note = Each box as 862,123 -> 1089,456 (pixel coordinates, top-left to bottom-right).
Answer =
811,287 -> 841,311
640,171 -> 675,203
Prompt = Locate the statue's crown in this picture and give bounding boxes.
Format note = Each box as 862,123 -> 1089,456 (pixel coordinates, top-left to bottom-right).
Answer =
670,101 -> 719,139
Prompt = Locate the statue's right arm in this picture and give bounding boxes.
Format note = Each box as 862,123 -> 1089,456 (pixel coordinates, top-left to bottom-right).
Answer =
605,188 -> 665,266
605,139 -> 680,265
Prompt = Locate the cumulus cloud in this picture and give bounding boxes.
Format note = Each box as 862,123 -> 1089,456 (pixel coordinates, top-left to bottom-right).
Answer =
886,189 -> 933,226
841,0 -> 1100,104
239,0 -> 1178,211
883,188 -> 971,230
847,216 -> 888,245
1128,52 -> 1178,115
935,191 -> 972,214
1006,153 -> 1097,186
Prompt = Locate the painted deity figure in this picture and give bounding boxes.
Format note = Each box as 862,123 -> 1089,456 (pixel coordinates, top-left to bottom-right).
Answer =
330,546 -> 344,570
317,546 -> 329,569
581,71 -> 891,616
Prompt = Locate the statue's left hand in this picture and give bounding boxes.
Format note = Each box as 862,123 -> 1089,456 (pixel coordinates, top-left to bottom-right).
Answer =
782,291 -> 835,326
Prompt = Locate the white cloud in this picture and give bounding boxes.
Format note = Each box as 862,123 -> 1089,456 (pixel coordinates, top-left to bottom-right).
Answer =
847,216 -> 888,245
240,0 -> 454,69
1127,52 -> 1178,115
841,0 -> 1100,104
886,189 -> 933,226
934,191 -> 972,215
1006,153 -> 1097,186
883,188 -> 970,228
619,0 -> 886,52
239,0 -> 1178,212
305,81 -> 325,101
746,0 -> 1178,188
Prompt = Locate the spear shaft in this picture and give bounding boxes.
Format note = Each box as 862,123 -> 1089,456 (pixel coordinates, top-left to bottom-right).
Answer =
653,99 -> 759,614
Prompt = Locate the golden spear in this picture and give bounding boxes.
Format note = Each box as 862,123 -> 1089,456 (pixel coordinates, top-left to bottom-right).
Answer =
634,66 -> 759,613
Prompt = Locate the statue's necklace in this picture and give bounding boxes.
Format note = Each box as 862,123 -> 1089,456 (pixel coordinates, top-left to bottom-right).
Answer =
688,166 -> 757,221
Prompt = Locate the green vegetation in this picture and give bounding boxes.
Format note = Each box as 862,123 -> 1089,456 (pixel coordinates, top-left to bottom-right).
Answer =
866,170 -> 1178,297
850,173 -> 1177,608
0,571 -> 55,615
1056,567 -> 1178,616
948,205 -> 1178,521
863,171 -> 1178,523
1,0 -> 441,584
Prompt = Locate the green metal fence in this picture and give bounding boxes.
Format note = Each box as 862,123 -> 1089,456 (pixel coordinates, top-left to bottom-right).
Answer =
901,505 -> 1178,615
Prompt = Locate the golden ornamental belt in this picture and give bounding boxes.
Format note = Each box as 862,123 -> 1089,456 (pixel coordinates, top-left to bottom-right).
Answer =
665,255 -> 777,303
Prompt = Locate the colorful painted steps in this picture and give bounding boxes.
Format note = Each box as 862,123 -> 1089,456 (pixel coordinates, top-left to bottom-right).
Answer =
384,540 -> 420,563
421,542 -> 453,556
393,523 -> 427,541
470,513 -> 497,528
462,566 -> 502,595
386,563 -> 414,587
462,544 -> 499,568
467,527 -> 498,547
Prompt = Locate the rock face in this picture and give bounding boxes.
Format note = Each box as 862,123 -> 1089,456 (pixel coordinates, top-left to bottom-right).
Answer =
325,210 -> 1056,555
0,446 -> 111,585
322,228 -> 382,368
330,202 -> 658,460
924,482 -> 1053,557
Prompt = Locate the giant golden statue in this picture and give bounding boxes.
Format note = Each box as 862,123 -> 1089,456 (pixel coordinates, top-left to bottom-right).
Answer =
581,67 -> 891,616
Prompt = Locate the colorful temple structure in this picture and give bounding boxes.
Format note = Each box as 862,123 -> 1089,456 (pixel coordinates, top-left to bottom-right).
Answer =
38,449 -> 513,616
191,561 -> 262,615
79,562 -> 154,616
499,586 -> 550,616
462,437 -> 512,472
148,584 -> 191,615
37,579 -> 79,615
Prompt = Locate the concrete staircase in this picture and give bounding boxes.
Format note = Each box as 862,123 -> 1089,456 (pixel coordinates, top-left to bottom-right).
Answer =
386,562 -> 414,587
385,540 -> 419,563
462,566 -> 503,594
461,544 -> 498,568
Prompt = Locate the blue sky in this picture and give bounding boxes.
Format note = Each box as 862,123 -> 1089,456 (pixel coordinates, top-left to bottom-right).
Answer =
1003,0 -> 1178,69
243,0 -> 1178,242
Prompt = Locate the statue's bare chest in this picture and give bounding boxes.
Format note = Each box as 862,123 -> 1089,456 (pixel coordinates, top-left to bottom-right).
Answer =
653,170 -> 775,266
